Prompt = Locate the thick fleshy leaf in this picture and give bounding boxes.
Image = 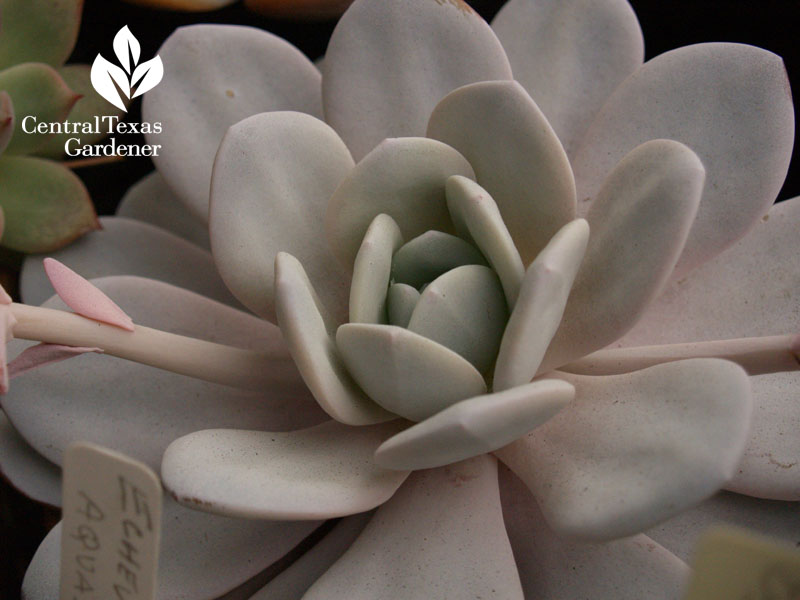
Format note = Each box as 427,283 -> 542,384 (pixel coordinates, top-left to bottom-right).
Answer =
407,264 -> 507,374
494,219 -> 589,391
43,257 -> 135,330
573,43 -> 794,275
647,491 -> 800,562
21,217 -> 235,307
3,276 -> 326,471
621,196 -> 800,346
391,230 -> 487,289
142,24 -> 323,220
275,252 -> 393,425
729,372 -> 799,500
445,175 -> 524,307
0,156 -> 98,253
619,197 -> 800,500
21,498 -> 321,600
36,64 -> 127,157
540,140 -> 704,373
492,0 -> 643,157
161,420 -> 410,519
336,323 -> 486,421
350,214 -> 403,324
386,283 -> 419,328
0,91 -> 13,154
326,137 -> 474,269
500,466 -> 689,599
0,62 -> 80,155
210,111 -> 353,323
116,171 -> 211,250
428,80 -> 576,265
375,379 -> 574,471
8,343 -> 101,378
495,359 -> 752,541
322,0 -> 512,160
249,512 -> 372,600
304,455 -> 523,599
0,410 -> 61,507
0,0 -> 82,69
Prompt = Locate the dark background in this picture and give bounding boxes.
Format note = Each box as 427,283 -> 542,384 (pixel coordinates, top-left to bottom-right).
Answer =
2,0 -> 799,598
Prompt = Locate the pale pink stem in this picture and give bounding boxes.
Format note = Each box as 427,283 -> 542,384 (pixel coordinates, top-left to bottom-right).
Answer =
10,303 -> 302,393
560,334 -> 800,377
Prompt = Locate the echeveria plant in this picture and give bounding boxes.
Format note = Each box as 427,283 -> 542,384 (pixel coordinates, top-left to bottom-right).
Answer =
1,0 -> 799,598
0,0 -> 125,254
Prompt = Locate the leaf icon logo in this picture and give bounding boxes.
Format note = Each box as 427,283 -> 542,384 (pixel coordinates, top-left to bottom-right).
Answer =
91,26 -> 164,112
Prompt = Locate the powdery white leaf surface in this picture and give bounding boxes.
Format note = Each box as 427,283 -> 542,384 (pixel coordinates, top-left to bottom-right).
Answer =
161,420 -> 410,520
495,359 -> 752,541
143,24 -> 323,220
322,0 -> 512,160
2,276 -> 325,471
302,455 -> 524,600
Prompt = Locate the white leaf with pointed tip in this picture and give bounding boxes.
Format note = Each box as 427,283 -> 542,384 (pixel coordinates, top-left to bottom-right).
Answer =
143,24 -> 323,221
3,276 -> 325,472
131,55 -> 164,98
386,283 -> 419,328
496,359 -> 753,541
540,139 -> 705,373
116,172 -> 210,250
375,379 -> 574,471
407,264 -> 507,374
210,112 -> 353,323
336,323 -> 487,422
618,197 -> 800,500
500,466 -> 689,599
494,219 -> 589,392
90,54 -> 129,111
275,252 -> 394,426
161,420 -> 410,520
573,43 -> 794,276
113,25 -> 140,73
350,214 -> 403,325
21,217 -> 238,308
391,230 -> 487,289
303,455 -> 523,600
322,0 -> 512,160
445,175 -> 524,307
428,80 -> 577,265
491,0 -> 644,157
326,137 -> 475,269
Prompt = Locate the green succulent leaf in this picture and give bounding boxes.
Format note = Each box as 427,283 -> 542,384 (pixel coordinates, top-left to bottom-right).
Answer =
0,0 -> 83,70
0,155 -> 99,253
36,64 -> 127,158
0,91 -> 12,155
0,62 -> 80,155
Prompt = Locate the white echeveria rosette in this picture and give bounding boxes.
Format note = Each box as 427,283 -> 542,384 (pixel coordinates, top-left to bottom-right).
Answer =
1,0 -> 798,598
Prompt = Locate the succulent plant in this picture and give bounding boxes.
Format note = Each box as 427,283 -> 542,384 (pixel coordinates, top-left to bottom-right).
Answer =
1,0 -> 799,598
0,0 -> 126,254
